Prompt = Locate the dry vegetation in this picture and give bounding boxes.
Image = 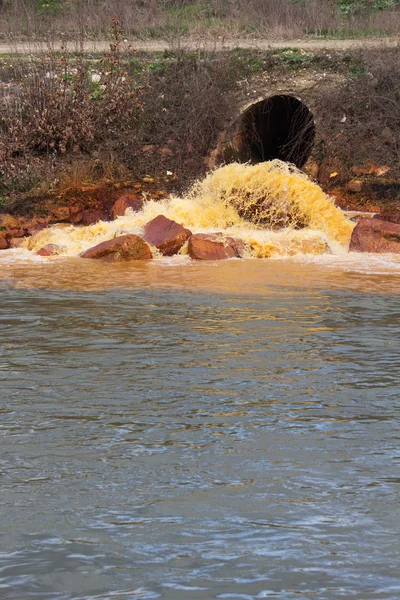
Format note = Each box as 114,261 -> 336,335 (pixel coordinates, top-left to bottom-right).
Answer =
317,46 -> 400,178
0,22 -> 243,204
0,10 -> 399,210
0,0 -> 400,41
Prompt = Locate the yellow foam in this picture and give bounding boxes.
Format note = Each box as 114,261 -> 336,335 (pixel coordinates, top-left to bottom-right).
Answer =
25,161 -> 354,258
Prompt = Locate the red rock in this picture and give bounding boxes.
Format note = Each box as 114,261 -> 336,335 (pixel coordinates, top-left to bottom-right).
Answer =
68,205 -> 84,224
0,214 -> 30,239
26,219 -> 50,236
188,233 -> 244,260
81,210 -> 108,226
373,209 -> 400,225
160,146 -> 173,157
69,212 -> 84,224
141,145 -> 155,153
318,158 -> 343,188
37,244 -> 61,256
8,228 -> 30,238
0,233 -> 10,250
111,195 -> 144,220
350,218 -> 400,253
352,161 -> 390,177
0,214 -> 20,229
52,207 -> 70,222
81,234 -> 152,262
143,215 -> 192,256
303,157 -> 319,180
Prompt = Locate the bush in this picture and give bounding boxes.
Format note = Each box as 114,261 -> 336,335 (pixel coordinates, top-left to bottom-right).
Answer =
131,51 -> 238,184
317,46 -> 400,176
0,17 -> 142,183
0,40 -> 240,200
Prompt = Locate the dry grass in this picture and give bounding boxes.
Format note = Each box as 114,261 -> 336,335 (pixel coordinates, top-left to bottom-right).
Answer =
0,36 -> 240,204
0,1 -> 400,41
130,51 -> 239,184
1,18 -> 399,211
317,45 -> 400,178
0,17 -> 143,199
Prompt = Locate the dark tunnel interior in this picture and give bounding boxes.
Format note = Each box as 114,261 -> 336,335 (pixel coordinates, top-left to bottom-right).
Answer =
238,95 -> 316,168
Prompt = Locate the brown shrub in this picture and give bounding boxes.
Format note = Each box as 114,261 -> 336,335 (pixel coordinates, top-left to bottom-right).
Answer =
317,46 -> 400,178
129,51 -> 239,185
0,17 -> 142,187
0,40 -> 240,204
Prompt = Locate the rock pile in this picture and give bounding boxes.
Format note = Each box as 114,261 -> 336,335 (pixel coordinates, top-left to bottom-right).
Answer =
80,217 -> 245,263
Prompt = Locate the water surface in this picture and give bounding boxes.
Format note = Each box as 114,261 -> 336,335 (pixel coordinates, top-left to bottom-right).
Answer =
1,257 -> 399,599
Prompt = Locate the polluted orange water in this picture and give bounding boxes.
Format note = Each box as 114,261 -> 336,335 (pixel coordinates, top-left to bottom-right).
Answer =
22,160 -> 353,258
1,161 -> 400,600
1,160 -> 400,294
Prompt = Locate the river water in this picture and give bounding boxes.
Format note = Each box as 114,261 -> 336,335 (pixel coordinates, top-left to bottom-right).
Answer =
1,161 -> 400,598
1,254 -> 400,600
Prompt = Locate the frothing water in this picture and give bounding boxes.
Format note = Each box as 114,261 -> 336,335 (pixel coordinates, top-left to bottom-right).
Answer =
1,258 -> 399,599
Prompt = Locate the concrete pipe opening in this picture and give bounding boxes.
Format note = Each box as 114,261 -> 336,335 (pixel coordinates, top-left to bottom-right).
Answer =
234,95 -> 315,168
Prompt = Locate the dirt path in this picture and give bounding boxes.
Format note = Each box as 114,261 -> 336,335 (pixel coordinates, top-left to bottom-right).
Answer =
0,37 -> 398,54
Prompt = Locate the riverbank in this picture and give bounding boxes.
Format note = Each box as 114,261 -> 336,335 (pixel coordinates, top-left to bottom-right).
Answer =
1,43 -> 399,200
1,160 -> 400,263
1,42 -> 399,259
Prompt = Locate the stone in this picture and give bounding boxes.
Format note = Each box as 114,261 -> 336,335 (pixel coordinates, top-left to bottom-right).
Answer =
81,210 -> 108,226
373,209 -> 400,225
141,145 -> 155,153
81,234 -> 152,262
0,232 -> 10,250
7,227 -> 30,239
52,207 -> 70,222
346,179 -> 363,194
345,211 -> 377,221
188,233 -> 245,260
143,215 -> 192,256
302,157 -> 319,180
0,214 -> 20,229
68,206 -> 84,224
160,146 -> 173,157
318,158 -> 343,188
37,244 -> 62,256
352,161 -> 391,177
0,214 -> 30,239
26,218 -> 50,236
111,195 -> 144,220
350,218 -> 400,253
